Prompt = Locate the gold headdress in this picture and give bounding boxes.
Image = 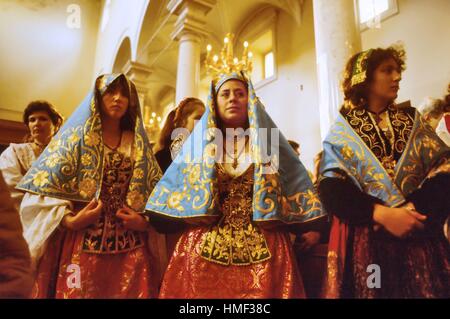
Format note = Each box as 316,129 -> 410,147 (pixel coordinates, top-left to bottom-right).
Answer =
350,49 -> 373,87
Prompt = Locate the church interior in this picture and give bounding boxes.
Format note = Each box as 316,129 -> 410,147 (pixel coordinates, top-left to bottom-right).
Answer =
0,0 -> 449,299
1,0 -> 448,169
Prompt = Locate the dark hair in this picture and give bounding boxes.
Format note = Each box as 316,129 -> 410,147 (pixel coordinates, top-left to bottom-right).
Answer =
23,100 -> 64,141
420,98 -> 445,119
23,100 -> 63,129
342,46 -> 406,109
96,75 -> 137,131
288,139 -> 300,151
155,97 -> 205,153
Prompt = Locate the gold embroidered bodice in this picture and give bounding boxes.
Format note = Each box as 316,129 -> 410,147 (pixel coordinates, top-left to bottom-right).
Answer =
342,105 -> 415,177
82,135 -> 144,254
199,163 -> 271,265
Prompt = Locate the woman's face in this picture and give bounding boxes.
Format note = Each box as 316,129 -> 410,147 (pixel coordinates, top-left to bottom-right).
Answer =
28,111 -> 55,144
101,83 -> 129,121
216,80 -> 248,129
183,104 -> 205,132
368,58 -> 402,104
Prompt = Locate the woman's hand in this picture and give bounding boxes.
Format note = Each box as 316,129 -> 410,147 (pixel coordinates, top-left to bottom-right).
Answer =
116,206 -> 149,231
296,231 -> 321,253
373,203 -> 426,238
62,199 -> 103,231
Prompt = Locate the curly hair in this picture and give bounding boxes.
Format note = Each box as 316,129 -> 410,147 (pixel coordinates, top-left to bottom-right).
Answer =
342,45 -> 406,109
23,100 -> 63,127
419,97 -> 445,119
23,100 -> 64,143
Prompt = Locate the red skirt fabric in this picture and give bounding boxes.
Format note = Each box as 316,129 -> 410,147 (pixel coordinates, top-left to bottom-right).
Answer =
159,226 -> 305,299
32,228 -> 158,299
326,221 -> 450,298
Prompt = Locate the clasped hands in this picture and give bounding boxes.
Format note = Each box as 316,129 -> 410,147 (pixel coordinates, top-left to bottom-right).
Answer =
62,198 -> 149,231
373,202 -> 427,239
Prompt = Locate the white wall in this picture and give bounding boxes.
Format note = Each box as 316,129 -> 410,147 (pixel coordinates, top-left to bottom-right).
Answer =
259,0 -> 450,170
256,0 -> 321,170
93,0 -> 149,77
0,0 -> 100,121
361,0 -> 450,106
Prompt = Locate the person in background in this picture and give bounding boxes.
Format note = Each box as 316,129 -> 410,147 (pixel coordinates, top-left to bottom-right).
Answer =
419,97 -> 445,130
0,100 -> 63,211
151,97 -> 206,280
153,97 -> 205,172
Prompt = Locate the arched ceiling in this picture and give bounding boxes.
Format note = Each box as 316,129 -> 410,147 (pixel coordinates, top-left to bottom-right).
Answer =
112,36 -> 131,73
125,0 -> 304,109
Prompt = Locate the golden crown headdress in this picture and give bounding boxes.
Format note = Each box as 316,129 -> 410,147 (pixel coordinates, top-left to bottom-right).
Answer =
350,49 -> 373,87
204,33 -> 253,81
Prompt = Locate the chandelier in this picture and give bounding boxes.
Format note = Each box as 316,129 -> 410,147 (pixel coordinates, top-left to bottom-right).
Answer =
148,111 -> 162,127
144,107 -> 162,142
204,33 -> 253,80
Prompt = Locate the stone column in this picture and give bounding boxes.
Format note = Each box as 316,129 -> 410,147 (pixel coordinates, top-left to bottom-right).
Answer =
168,0 -> 216,105
123,60 -> 152,118
313,0 -> 362,139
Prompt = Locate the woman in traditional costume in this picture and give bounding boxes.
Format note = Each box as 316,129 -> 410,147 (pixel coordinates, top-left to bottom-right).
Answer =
145,71 -> 326,298
152,97 -> 206,274
319,46 -> 450,298
0,101 -> 63,211
17,74 -> 162,298
154,97 -> 205,173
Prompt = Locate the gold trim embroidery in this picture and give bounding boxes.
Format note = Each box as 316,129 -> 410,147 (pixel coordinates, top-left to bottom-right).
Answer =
199,164 -> 271,266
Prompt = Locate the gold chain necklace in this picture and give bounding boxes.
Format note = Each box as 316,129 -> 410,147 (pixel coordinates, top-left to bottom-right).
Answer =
223,136 -> 248,170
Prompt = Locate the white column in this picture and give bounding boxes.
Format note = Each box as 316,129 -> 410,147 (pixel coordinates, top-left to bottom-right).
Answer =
313,0 -> 362,139
168,0 -> 216,105
123,60 -> 152,117
175,32 -> 201,104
